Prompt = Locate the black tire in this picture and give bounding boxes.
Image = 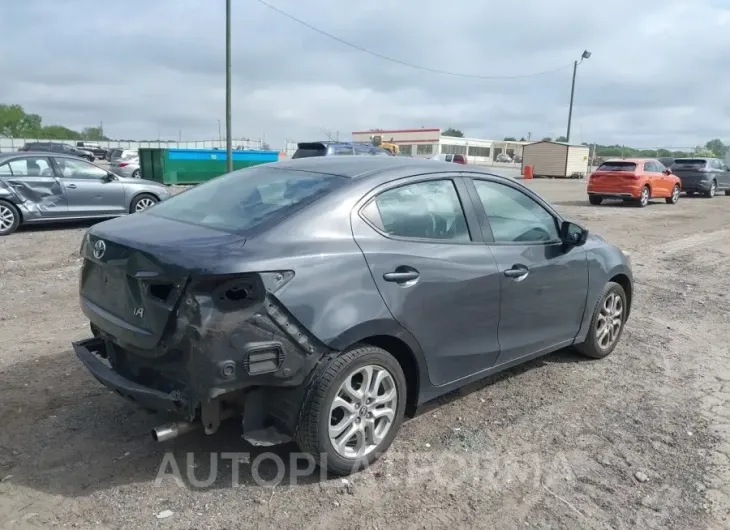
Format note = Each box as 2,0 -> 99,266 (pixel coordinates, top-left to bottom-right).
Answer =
666,184 -> 680,204
295,344 -> 407,476
725,189 -> 730,196
576,281 -> 628,359
589,196 -> 603,205
0,200 -> 21,236
130,193 -> 158,213
636,186 -> 650,207
704,180 -> 717,198
131,169 -> 141,179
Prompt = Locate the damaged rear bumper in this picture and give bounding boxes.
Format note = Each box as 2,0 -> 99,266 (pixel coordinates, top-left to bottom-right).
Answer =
73,337 -> 189,415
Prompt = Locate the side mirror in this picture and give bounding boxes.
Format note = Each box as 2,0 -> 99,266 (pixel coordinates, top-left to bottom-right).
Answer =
560,220 -> 588,246
664,168 -> 672,175
105,172 -> 117,181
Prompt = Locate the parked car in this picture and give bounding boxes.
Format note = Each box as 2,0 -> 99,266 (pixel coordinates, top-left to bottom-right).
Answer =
587,158 -> 681,207
19,142 -> 95,162
72,156 -> 633,475
670,158 -> 730,198
107,148 -> 138,163
496,153 -> 513,163
0,152 -> 170,235
657,156 -> 675,169
76,141 -> 108,160
110,156 -> 140,179
292,142 -> 392,158
430,153 -> 468,164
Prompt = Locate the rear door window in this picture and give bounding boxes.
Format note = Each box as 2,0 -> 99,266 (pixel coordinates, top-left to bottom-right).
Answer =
361,179 -> 471,242
1,156 -> 54,177
597,161 -> 637,172
147,165 -> 347,234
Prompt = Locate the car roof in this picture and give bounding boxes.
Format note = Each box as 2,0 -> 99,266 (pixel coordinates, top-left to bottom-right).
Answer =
0,152 -> 88,162
270,155 -> 504,179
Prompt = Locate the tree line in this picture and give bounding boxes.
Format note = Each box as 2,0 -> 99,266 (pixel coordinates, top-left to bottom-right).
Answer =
0,103 -> 108,141
444,128 -> 728,159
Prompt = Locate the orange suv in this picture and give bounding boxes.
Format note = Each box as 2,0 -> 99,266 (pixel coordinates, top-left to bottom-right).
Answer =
587,158 -> 681,207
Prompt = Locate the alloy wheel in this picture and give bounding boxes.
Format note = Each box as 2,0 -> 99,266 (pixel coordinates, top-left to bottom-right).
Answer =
671,186 -> 679,203
0,205 -> 15,232
709,182 -> 716,197
135,198 -> 156,212
596,292 -> 624,350
640,187 -> 649,206
329,364 -> 398,459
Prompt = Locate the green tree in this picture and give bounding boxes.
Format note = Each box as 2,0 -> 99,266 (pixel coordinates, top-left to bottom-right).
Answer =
503,136 -> 516,141
442,128 -> 464,137
555,136 -> 568,142
0,103 -> 42,137
694,147 -> 715,157
541,137 -> 553,142
41,125 -> 82,139
81,126 -> 107,140
705,139 -> 727,158
519,137 -> 526,142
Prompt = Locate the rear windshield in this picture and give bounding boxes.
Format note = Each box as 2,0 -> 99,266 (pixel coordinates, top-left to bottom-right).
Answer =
672,159 -> 707,169
292,143 -> 327,159
147,166 -> 346,234
597,161 -> 637,172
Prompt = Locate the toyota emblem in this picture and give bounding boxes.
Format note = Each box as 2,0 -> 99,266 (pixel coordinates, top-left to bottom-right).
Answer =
93,240 -> 107,259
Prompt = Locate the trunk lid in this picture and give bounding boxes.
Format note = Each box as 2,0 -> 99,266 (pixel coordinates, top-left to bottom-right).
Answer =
671,159 -> 709,182
80,213 -> 247,352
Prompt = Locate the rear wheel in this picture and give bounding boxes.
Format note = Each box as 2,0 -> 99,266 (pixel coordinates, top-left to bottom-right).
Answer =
725,189 -> 730,196
637,186 -> 650,207
0,200 -> 20,236
296,345 -> 407,476
705,180 -> 717,198
666,185 -> 680,204
130,193 -> 158,213
576,281 -> 627,359
589,196 -> 603,205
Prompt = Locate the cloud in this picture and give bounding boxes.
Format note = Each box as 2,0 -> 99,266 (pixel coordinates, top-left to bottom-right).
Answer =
1,0 -> 729,148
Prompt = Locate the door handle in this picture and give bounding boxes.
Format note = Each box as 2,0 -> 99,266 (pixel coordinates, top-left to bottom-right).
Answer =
67,184 -> 77,189
383,269 -> 420,283
504,265 -> 529,279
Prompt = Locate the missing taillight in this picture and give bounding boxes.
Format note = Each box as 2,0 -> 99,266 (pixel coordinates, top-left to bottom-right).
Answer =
148,283 -> 174,301
224,285 -> 249,301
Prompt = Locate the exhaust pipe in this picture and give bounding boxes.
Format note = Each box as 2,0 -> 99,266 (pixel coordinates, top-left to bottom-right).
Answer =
151,421 -> 199,442
151,409 -> 236,442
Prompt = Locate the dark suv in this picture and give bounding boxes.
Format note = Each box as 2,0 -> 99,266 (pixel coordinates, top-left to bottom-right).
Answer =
76,141 -> 108,160
292,142 -> 392,159
670,157 -> 730,197
19,142 -> 95,162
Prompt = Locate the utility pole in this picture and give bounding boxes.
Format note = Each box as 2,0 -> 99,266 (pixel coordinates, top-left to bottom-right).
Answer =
566,50 -> 591,144
225,0 -> 232,172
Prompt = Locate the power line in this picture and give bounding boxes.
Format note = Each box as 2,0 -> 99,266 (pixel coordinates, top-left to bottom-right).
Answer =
254,0 -> 575,80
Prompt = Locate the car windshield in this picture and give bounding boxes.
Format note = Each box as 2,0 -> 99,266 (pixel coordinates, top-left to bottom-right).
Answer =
672,159 -> 707,169
597,161 -> 637,172
147,166 -> 347,234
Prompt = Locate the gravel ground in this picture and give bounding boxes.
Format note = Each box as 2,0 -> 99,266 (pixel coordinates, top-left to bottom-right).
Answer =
1,179 -> 730,529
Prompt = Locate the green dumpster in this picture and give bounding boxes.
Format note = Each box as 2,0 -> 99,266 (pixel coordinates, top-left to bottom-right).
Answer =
138,148 -> 280,185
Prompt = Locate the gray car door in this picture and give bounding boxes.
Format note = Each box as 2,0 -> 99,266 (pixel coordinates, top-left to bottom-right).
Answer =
52,157 -> 126,216
0,155 -> 69,219
712,159 -> 730,190
351,174 -> 502,387
467,177 -> 589,365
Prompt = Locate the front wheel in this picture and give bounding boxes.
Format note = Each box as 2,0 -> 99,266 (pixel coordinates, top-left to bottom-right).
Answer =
666,185 -> 680,204
576,282 -> 628,359
0,200 -> 21,236
130,193 -> 158,213
296,345 -> 407,476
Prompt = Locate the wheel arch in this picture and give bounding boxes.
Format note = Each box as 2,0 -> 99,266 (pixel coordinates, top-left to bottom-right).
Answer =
608,273 -> 632,318
329,320 -> 430,417
129,191 -> 160,213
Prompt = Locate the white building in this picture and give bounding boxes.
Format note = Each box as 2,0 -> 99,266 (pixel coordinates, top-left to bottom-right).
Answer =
350,128 -> 530,165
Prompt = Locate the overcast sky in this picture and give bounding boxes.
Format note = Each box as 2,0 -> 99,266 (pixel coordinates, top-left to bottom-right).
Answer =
2,0 -> 729,149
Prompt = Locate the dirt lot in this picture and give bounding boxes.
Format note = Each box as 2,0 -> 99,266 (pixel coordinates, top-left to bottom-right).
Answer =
2,179 -> 730,529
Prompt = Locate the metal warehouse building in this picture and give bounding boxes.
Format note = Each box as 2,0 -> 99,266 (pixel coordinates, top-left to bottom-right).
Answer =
521,140 -> 590,178
350,128 -> 529,164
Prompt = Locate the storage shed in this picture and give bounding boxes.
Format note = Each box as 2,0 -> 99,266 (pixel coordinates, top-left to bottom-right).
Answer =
521,141 -> 590,178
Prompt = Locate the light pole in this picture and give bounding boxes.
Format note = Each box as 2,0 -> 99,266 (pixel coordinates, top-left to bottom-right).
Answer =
566,50 -> 591,144
225,0 -> 232,172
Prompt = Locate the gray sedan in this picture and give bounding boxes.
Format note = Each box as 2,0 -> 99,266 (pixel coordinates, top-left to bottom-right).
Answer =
0,152 -> 170,235
110,155 -> 141,179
